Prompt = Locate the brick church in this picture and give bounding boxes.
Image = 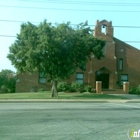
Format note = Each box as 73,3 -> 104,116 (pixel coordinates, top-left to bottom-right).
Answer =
16,20 -> 140,92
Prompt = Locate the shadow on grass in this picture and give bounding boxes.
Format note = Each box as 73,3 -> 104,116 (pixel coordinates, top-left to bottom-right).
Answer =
58,93 -> 128,99
0,92 -> 128,99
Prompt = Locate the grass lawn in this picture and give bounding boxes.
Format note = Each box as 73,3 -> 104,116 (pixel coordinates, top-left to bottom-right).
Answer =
0,91 -> 128,99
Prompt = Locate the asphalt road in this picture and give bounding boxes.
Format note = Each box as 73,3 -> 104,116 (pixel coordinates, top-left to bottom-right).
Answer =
0,102 -> 140,140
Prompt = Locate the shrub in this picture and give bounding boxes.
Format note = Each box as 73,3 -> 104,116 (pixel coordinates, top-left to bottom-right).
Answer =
129,85 -> 140,95
91,88 -> 96,93
70,82 -> 84,92
57,81 -> 69,92
0,70 -> 16,93
0,85 -> 8,93
84,85 -> 92,92
38,88 -> 44,92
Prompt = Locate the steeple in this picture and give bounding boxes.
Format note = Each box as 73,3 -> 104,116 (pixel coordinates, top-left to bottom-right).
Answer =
94,19 -> 113,38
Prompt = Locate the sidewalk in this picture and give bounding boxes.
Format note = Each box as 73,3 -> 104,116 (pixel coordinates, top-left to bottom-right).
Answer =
0,98 -> 140,103
109,94 -> 140,100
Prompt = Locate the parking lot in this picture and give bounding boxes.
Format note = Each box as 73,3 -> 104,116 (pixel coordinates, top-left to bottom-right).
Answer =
0,102 -> 140,140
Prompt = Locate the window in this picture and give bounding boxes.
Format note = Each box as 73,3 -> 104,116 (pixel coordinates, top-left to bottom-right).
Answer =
102,43 -> 107,56
39,72 -> 46,84
76,73 -> 84,84
121,74 -> 128,85
119,59 -> 123,71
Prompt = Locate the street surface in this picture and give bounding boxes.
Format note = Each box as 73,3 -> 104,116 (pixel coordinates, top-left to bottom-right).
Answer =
0,102 -> 140,140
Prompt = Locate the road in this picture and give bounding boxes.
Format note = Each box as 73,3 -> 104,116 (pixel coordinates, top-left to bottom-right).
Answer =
0,102 -> 140,140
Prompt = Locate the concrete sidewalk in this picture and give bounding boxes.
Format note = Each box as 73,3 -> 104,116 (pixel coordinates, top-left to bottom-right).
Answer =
110,93 -> 140,99
0,98 -> 140,103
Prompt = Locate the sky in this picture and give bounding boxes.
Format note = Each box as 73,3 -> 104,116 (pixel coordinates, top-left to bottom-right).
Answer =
1,0 -> 140,72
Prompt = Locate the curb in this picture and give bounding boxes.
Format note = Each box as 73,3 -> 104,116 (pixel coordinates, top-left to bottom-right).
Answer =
0,99 -> 140,103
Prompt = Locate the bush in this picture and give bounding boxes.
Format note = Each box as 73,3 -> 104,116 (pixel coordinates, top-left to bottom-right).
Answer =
0,85 -> 8,93
91,88 -> 96,93
38,88 -> 44,92
57,82 -> 69,92
84,85 -> 92,92
70,82 -> 84,92
0,70 -> 16,93
129,85 -> 140,95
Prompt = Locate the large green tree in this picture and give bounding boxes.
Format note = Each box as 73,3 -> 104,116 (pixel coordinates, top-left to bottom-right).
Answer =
7,20 -> 105,97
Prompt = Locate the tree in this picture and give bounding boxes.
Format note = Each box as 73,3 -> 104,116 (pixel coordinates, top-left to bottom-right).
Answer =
7,20 -> 105,97
0,69 -> 16,93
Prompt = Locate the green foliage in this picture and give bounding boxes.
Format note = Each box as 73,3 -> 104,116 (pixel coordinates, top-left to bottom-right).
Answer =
70,82 -> 84,92
7,20 -> 105,79
57,81 -> 69,92
84,85 -> 92,92
0,69 -> 16,93
1,85 -> 8,93
129,85 -> 140,95
0,92 -> 127,99
38,88 -> 44,92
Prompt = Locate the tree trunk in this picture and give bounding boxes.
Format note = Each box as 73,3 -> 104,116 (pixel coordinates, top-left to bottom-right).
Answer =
51,80 -> 58,97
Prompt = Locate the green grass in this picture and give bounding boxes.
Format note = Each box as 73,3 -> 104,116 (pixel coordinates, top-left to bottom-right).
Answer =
0,91 -> 128,99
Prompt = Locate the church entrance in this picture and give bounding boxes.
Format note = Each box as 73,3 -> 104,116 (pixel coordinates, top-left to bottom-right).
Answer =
96,67 -> 111,89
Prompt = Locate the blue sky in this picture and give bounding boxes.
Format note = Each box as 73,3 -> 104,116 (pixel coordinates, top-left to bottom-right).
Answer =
1,0 -> 140,72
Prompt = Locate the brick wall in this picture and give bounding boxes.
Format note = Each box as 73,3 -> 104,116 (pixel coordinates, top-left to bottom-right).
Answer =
16,72 -> 52,92
114,38 -> 140,87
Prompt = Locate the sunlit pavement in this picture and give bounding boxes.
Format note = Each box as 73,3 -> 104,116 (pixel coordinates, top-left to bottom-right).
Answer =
0,102 -> 140,140
110,94 -> 140,99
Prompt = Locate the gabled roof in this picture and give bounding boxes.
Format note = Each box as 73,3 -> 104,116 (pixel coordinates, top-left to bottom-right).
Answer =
97,19 -> 112,27
96,67 -> 111,74
100,19 -> 109,24
113,37 -> 140,51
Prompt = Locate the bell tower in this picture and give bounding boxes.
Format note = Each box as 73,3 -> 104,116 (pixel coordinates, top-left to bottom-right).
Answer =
93,20 -> 116,89
94,19 -> 113,39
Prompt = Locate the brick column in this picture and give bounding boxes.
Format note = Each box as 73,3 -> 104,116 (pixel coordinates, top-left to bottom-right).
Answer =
96,81 -> 102,94
123,82 -> 129,94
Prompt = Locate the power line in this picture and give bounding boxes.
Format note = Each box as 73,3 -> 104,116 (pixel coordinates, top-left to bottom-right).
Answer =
0,5 -> 140,12
1,19 -> 140,29
0,34 -> 140,44
0,19 -> 39,24
19,0 -> 140,6
0,35 -> 16,37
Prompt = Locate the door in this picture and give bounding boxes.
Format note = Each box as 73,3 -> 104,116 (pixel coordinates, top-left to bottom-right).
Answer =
101,74 -> 109,89
96,73 -> 109,89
